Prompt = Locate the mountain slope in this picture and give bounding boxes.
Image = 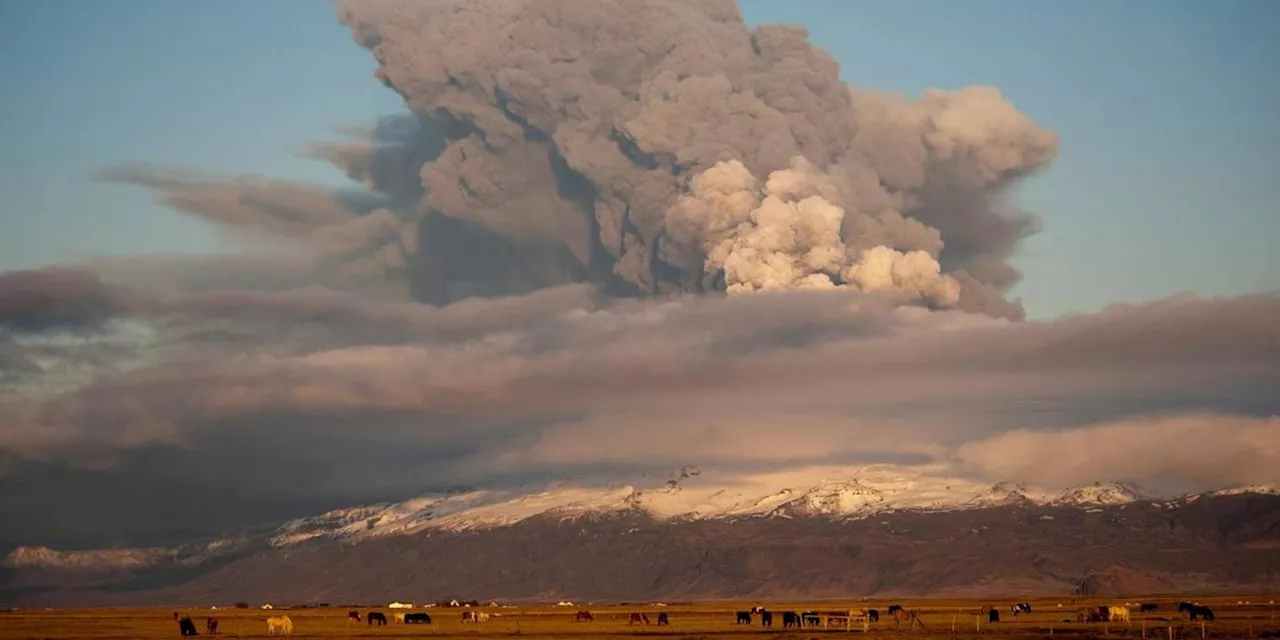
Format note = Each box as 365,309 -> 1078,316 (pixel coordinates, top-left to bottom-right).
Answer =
3,491 -> 1278,606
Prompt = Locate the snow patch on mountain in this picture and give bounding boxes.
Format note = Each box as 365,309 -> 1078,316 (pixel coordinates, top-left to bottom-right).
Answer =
1050,481 -> 1147,507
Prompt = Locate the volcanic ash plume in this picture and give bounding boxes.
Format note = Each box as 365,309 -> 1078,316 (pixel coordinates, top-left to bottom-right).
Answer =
193,0 -> 1057,318
668,157 -> 960,305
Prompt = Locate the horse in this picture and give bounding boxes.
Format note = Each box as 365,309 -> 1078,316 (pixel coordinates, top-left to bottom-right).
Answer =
1077,607 -> 1108,623
461,611 -> 475,623
893,608 -> 926,628
404,613 -> 432,624
760,610 -> 773,627
1139,603 -> 1159,613
1012,603 -> 1032,615
266,615 -> 293,636
628,612 -> 650,625
888,604 -> 903,616
735,610 -> 752,624
783,611 -> 802,628
866,608 -> 880,623
348,611 -> 362,624
368,612 -> 387,626
802,611 -> 822,627
656,612 -> 669,626
1109,605 -> 1131,624
574,610 -> 594,622
475,612 -> 490,622
205,617 -> 218,635
177,616 -> 198,636
1188,605 -> 1215,621
988,607 -> 1000,623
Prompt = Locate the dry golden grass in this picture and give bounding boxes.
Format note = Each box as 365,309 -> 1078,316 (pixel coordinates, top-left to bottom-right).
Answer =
2,595 -> 1277,640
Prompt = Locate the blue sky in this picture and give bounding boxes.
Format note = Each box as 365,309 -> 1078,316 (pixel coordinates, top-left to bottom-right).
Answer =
1,0 -> 1276,319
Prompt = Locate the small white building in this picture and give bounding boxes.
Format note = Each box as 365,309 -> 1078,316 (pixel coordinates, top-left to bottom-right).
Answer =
260,604 -> 274,610
388,602 -> 414,609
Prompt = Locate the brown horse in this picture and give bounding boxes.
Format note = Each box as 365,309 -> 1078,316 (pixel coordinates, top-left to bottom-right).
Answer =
893,608 -> 926,628
574,610 -> 594,622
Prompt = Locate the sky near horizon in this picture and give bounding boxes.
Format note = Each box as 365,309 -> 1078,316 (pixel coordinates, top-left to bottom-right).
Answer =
1,1 -> 1277,319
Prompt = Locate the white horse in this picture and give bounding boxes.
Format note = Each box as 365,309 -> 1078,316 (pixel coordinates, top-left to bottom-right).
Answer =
393,612 -> 406,623
266,615 -> 294,635
1109,605 -> 1131,624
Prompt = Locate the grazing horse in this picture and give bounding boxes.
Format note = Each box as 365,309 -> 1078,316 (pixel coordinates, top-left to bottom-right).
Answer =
783,611 -> 802,628
206,617 -> 218,635
1012,603 -> 1032,615
628,612 -> 650,625
574,610 -> 594,622
392,613 -> 406,623
348,611 -> 362,624
461,611 -> 474,623
266,615 -> 293,636
988,607 -> 1000,623
1188,605 -> 1215,621
656,612 -> 669,626
177,616 -> 198,636
802,611 -> 822,627
368,612 -> 387,626
866,609 -> 880,623
1139,603 -> 1159,613
1109,605 -> 1131,624
404,613 -> 432,624
760,610 -> 773,627
888,604 -> 903,615
1077,607 -> 1109,623
735,610 -> 753,624
475,612 -> 490,622
893,608 -> 926,628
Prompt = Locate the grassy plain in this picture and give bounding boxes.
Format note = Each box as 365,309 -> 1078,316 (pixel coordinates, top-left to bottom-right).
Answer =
1,595 -> 1277,640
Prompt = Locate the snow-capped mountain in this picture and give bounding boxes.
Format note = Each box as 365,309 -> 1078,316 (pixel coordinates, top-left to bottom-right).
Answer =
5,466 -> 1274,573
4,471 -> 1277,607
1050,481 -> 1147,506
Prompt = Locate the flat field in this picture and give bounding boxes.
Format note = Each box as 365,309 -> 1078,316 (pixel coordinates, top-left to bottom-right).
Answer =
1,595 -> 1277,640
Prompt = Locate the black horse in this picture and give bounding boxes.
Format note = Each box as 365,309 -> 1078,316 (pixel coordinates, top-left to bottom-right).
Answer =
656,612 -> 669,626
177,616 -> 199,636
760,610 -> 773,627
782,611 -> 802,628
867,609 -> 880,623
368,612 -> 387,626
405,613 -> 433,624
1140,603 -> 1159,613
205,617 -> 218,635
1188,605 -> 1215,621
988,607 -> 1000,623
735,611 -> 752,624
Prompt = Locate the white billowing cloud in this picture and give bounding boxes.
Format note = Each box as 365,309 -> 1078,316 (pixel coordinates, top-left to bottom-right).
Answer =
669,156 -> 961,305
953,413 -> 1280,492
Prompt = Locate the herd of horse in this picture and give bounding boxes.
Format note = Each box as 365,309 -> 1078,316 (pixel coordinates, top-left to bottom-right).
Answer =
171,599 -> 1223,635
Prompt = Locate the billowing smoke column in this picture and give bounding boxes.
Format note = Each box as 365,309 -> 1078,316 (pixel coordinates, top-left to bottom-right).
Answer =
328,0 -> 1058,319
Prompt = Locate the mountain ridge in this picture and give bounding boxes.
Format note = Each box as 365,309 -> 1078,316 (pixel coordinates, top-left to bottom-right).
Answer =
2,490 -> 1278,607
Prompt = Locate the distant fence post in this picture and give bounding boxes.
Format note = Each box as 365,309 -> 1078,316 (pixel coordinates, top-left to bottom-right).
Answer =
1200,620 -> 1205,639
952,615 -> 956,634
